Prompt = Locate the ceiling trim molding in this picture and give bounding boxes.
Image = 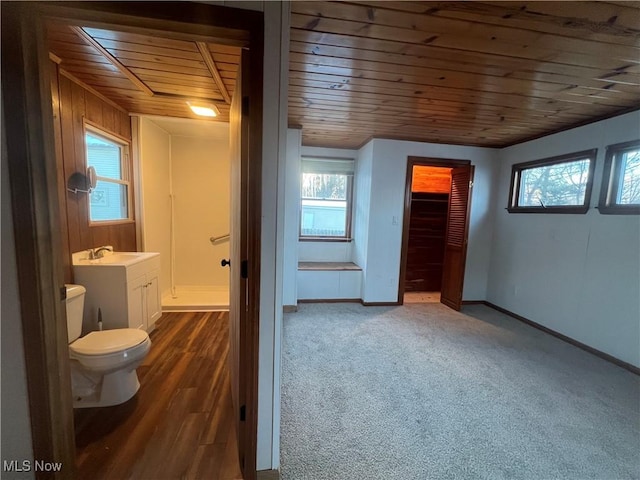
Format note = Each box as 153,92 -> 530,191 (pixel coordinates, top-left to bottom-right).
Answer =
58,68 -> 128,114
196,41 -> 231,104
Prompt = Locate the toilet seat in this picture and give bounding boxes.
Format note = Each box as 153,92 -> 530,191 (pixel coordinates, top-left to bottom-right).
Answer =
69,329 -> 151,372
70,328 -> 148,356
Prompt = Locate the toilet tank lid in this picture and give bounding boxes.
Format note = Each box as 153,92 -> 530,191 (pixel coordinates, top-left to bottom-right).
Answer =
70,329 -> 148,356
65,284 -> 86,299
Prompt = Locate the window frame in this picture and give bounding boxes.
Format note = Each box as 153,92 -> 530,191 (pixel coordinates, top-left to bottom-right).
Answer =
299,157 -> 354,242
83,121 -> 133,225
598,139 -> 640,215
507,149 -> 597,214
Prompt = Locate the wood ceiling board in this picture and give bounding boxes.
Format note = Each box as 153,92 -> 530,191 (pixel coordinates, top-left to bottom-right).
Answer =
287,103 -> 591,130
290,52 -> 640,92
356,1 -> 640,46
206,43 -> 243,55
96,38 -> 205,61
289,72 -> 636,111
291,30 -> 640,84
289,60 -> 638,100
288,86 -> 603,120
210,53 -> 242,65
291,75 -> 639,111
292,2 -> 640,61
288,111 -> 533,133
82,27 -> 200,52
288,84 -> 597,114
290,27 -> 637,74
49,40 -> 111,57
292,15 -> 639,72
50,51 -> 112,66
106,49 -> 210,70
129,71 -> 224,88
143,83 -> 224,99
121,58 -> 211,76
47,20 -> 241,119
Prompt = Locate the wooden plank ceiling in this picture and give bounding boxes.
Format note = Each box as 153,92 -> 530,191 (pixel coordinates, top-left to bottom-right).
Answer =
46,21 -> 241,122
290,1 -> 640,148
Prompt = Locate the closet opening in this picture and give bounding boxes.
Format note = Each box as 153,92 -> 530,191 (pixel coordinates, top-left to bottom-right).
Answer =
399,156 -> 474,310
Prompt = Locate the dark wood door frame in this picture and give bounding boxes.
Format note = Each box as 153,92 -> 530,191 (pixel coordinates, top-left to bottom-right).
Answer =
398,156 -> 471,304
2,3 -> 263,479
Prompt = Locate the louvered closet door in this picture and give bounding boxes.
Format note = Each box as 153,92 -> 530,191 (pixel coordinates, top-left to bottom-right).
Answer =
441,165 -> 474,310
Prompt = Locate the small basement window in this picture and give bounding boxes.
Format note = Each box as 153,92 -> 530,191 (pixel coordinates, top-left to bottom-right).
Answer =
507,149 -> 597,214
300,157 -> 354,240
84,124 -> 132,224
598,140 -> 640,215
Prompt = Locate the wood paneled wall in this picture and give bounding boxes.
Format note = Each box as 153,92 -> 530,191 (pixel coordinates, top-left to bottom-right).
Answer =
412,165 -> 451,194
51,61 -> 136,282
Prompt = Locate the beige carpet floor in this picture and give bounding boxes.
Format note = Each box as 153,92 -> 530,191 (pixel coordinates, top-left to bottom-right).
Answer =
281,302 -> 639,480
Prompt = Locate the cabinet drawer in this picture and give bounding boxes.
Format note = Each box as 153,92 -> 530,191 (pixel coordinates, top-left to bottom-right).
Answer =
125,254 -> 160,283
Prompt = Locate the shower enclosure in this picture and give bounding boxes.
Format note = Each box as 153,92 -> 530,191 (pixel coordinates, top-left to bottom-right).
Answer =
137,116 -> 230,311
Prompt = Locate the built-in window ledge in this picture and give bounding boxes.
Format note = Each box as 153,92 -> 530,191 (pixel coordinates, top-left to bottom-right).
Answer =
297,261 -> 362,271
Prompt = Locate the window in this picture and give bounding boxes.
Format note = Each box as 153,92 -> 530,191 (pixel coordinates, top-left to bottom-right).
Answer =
598,140 -> 640,215
300,157 -> 354,239
84,125 -> 132,223
508,149 -> 597,214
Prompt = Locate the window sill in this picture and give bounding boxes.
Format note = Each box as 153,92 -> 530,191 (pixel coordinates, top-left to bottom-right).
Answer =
506,206 -> 589,214
299,237 -> 353,242
597,205 -> 640,215
89,219 -> 135,227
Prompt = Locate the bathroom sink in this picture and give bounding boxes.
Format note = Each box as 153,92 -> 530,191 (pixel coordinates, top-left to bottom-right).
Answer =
72,250 -> 159,267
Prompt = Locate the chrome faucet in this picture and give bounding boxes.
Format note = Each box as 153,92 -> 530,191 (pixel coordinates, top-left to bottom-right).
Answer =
88,246 -> 113,260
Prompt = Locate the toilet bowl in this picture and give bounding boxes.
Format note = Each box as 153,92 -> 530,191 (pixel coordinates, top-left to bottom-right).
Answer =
66,284 -> 151,408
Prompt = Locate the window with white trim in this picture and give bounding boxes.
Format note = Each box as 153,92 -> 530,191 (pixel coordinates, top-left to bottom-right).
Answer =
300,157 -> 354,239
84,125 -> 132,223
598,140 -> 640,215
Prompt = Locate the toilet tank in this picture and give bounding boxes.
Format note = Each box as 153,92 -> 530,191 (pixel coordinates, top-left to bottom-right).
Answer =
65,284 -> 86,343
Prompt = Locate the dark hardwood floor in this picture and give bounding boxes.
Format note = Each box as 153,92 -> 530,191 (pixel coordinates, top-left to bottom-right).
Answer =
74,311 -> 242,480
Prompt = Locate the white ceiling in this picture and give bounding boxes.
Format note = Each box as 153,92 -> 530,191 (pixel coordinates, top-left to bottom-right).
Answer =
143,115 -> 229,140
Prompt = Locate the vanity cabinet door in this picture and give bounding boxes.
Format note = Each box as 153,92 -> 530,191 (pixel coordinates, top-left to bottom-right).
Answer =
145,269 -> 161,330
127,274 -> 147,330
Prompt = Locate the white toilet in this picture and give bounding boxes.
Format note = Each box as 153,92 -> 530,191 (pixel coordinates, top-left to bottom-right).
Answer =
66,284 -> 151,408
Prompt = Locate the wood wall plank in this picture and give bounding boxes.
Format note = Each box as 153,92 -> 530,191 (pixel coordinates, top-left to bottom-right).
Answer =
54,71 -> 137,264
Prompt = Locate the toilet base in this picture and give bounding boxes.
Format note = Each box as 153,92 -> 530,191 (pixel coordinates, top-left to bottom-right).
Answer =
71,365 -> 141,408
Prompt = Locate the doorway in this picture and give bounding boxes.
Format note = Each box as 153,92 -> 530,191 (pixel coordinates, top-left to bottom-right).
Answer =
137,116 -> 232,312
398,157 -> 474,311
2,2 -> 263,479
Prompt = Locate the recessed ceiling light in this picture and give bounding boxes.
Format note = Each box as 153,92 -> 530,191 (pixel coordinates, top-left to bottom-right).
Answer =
187,102 -> 219,117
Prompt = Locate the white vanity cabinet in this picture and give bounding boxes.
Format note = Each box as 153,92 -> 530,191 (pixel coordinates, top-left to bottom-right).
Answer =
73,252 -> 161,334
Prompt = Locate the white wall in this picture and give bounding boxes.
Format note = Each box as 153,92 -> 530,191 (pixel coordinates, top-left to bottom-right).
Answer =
487,111 -> 640,367
139,117 -> 172,296
257,1 -> 290,471
171,135 -> 230,288
361,139 -> 499,303
282,129 -> 301,307
297,242 -> 352,262
282,136 -> 499,304
353,141 -> 373,275
1,118 -> 35,479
